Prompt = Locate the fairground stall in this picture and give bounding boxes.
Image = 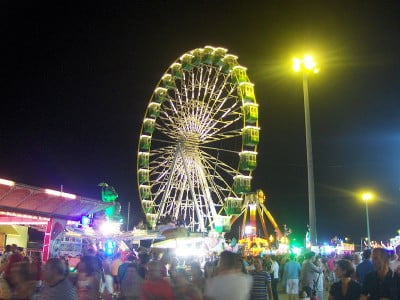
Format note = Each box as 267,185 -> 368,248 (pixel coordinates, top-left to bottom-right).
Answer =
0,178 -> 112,261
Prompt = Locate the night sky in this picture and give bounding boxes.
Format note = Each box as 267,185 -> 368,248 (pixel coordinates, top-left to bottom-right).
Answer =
1,1 -> 400,244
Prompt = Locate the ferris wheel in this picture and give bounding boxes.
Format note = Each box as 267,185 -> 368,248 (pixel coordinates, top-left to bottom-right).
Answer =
137,46 -> 260,232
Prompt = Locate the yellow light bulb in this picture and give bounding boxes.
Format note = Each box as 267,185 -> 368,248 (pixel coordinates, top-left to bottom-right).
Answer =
303,55 -> 316,70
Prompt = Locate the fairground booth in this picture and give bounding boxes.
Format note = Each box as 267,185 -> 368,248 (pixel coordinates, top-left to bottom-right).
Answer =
0,178 -> 112,261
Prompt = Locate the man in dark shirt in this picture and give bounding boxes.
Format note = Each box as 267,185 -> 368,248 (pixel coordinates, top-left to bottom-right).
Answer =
38,258 -> 77,300
360,248 -> 399,300
356,249 -> 374,286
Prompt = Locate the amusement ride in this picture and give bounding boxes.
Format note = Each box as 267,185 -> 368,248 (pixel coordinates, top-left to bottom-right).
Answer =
136,45 -> 287,253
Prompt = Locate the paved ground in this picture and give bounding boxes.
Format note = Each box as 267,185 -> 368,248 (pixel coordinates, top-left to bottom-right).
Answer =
278,288 -> 329,300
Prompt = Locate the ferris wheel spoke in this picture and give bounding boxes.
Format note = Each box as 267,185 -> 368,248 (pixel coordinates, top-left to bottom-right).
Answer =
198,158 -> 227,205
199,73 -> 230,123
191,71 -> 196,99
197,66 -> 204,100
193,160 -> 218,221
150,138 -> 177,148
200,156 -> 237,203
158,109 -> 180,135
200,150 -> 242,176
200,112 -> 241,137
200,66 -> 213,102
203,66 -> 221,102
202,119 -> 243,143
199,93 -> 239,136
197,66 -> 216,123
210,74 -> 232,104
172,176 -> 187,220
155,149 -> 181,221
181,72 -> 190,104
201,128 -> 242,144
204,87 -> 238,130
197,144 -> 240,154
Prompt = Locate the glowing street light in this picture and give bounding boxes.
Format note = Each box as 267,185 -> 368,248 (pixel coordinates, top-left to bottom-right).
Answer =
293,55 -> 319,74
362,192 -> 374,248
293,54 -> 319,246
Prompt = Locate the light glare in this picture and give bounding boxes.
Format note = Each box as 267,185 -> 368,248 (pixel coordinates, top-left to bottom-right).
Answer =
362,192 -> 374,202
303,55 -> 316,70
45,189 -> 76,199
292,55 -> 319,73
0,179 -> 15,186
99,221 -> 121,235
292,58 -> 301,72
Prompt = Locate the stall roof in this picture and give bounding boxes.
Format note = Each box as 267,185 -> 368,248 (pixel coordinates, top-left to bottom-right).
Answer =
0,180 -> 111,221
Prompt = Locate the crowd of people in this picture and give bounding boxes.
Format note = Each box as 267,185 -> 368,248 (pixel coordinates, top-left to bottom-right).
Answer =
0,243 -> 400,300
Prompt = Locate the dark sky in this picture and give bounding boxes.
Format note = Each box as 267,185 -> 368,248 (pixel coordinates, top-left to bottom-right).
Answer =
1,1 -> 400,244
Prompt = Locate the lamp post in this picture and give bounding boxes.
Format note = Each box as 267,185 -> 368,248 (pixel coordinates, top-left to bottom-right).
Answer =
293,55 -> 319,246
362,192 -> 374,248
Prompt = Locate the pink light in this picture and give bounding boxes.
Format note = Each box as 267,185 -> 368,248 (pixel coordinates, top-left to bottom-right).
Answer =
0,179 -> 15,186
0,221 -> 48,225
45,189 -> 76,199
0,211 -> 49,221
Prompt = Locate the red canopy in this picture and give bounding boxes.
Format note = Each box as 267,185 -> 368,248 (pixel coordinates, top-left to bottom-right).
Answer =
0,181 -> 111,221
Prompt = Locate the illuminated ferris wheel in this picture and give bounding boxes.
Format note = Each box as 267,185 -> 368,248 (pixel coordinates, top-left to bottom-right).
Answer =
137,46 -> 260,232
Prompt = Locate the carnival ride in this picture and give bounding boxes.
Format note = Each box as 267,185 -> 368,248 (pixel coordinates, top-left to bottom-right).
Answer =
230,189 -> 289,255
137,46 -> 260,233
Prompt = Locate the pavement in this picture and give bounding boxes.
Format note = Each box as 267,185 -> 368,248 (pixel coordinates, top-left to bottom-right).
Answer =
277,287 -> 329,300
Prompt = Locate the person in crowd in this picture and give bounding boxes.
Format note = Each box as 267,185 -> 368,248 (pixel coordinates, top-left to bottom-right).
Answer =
360,248 -> 399,300
99,253 -> 113,300
390,244 -> 400,273
17,248 -> 25,258
353,254 -> 362,268
356,249 -> 374,286
118,255 -> 136,284
30,252 -> 42,282
267,255 -> 280,300
141,260 -> 173,300
171,268 -> 202,300
168,257 -> 179,280
328,259 -> 361,300
137,252 -> 150,279
326,253 -> 337,291
236,256 -> 248,274
119,263 -> 142,300
283,254 -> 301,300
205,251 -> 252,300
158,253 -> 169,278
315,256 -> 325,300
245,256 -> 255,272
204,260 -> 216,292
110,253 -> 123,293
300,252 -> 323,298
189,261 -> 205,293
4,245 -> 23,286
10,261 -> 37,300
204,261 -> 216,279
249,256 -> 272,300
75,256 -> 100,300
38,258 -> 77,300
3,245 -> 12,259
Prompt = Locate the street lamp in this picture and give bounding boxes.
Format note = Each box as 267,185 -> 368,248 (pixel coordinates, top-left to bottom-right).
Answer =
293,55 -> 319,246
362,192 -> 374,248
